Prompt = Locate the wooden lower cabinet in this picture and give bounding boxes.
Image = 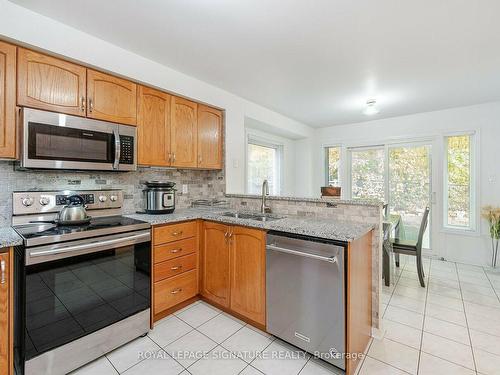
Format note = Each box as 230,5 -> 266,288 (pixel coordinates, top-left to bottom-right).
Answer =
200,222 -> 231,307
201,222 -> 266,325
0,249 -> 13,375
154,270 -> 198,314
152,221 -> 200,322
229,226 -> 266,325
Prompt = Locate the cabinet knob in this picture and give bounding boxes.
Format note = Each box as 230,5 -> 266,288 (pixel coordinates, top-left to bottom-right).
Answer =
171,265 -> 183,271
170,288 -> 182,294
170,248 -> 182,254
172,230 -> 183,237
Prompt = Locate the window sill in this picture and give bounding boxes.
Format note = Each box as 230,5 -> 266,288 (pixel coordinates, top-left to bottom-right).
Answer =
440,227 -> 480,237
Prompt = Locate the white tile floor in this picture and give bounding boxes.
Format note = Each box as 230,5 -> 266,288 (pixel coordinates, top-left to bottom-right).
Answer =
71,255 -> 500,375
369,255 -> 500,375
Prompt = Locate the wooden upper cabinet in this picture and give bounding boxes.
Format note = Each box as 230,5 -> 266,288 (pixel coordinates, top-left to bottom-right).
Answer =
17,48 -> 86,116
171,96 -> 197,167
197,105 -> 223,169
201,222 -> 230,307
0,42 -> 16,159
87,69 -> 137,125
137,86 -> 171,166
0,250 -> 12,375
230,226 -> 266,325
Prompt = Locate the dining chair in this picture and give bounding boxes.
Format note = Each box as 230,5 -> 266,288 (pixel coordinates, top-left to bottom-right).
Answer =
391,207 -> 430,287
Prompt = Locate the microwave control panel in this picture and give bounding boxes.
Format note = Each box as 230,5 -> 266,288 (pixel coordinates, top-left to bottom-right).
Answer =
120,136 -> 134,164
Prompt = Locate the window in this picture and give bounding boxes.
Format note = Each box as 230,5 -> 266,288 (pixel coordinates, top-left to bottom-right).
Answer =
325,147 -> 341,186
350,147 -> 385,201
444,134 -> 474,229
246,138 -> 282,195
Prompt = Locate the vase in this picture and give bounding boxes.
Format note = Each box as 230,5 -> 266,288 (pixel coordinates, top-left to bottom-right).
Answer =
492,238 -> 499,268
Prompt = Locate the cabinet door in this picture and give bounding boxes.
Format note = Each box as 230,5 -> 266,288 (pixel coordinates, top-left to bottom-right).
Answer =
201,222 -> 230,307
87,69 -> 137,125
230,226 -> 266,325
171,96 -> 197,167
0,42 -> 16,159
197,105 -> 223,169
137,86 -> 171,166
0,251 -> 11,375
17,48 -> 86,116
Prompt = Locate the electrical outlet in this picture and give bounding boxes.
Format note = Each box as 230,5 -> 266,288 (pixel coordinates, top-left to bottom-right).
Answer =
182,184 -> 188,194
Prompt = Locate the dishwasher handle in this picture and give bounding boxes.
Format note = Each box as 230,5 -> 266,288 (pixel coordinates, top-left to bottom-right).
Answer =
266,244 -> 338,264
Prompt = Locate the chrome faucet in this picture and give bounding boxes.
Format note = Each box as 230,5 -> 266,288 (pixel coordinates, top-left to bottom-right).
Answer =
261,180 -> 271,214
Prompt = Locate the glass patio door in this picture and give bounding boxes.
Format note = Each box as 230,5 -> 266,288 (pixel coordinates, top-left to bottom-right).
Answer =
388,143 -> 432,249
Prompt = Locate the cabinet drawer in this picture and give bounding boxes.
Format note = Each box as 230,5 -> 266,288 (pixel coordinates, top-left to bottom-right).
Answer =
154,253 -> 197,282
154,270 -> 198,313
154,221 -> 197,245
154,237 -> 197,263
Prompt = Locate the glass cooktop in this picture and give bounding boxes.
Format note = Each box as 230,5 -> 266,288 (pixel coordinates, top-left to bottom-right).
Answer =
14,216 -> 150,247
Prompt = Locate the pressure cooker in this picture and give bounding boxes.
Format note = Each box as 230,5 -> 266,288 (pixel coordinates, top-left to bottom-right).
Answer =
142,181 -> 176,214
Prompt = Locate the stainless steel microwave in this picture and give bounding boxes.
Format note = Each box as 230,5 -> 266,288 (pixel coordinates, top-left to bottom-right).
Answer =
19,108 -> 137,171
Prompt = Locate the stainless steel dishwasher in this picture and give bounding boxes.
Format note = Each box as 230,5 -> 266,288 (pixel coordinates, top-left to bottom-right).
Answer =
266,232 -> 346,370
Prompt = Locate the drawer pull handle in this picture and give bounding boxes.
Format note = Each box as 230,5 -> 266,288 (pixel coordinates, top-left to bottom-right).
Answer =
172,230 -> 183,236
171,265 -> 183,271
171,288 -> 183,294
170,248 -> 182,254
0,260 -> 5,284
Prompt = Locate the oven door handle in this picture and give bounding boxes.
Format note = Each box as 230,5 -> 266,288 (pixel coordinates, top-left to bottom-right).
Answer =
28,232 -> 150,259
113,128 -> 121,170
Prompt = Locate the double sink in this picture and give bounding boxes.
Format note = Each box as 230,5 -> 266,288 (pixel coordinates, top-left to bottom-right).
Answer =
221,211 -> 283,222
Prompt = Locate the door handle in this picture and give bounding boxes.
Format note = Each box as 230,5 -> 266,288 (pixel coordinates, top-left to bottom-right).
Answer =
88,98 -> 94,113
81,96 -> 85,112
172,230 -> 183,237
266,244 -> 338,264
170,288 -> 183,294
0,260 -> 5,284
170,248 -> 182,254
171,265 -> 183,271
113,129 -> 121,170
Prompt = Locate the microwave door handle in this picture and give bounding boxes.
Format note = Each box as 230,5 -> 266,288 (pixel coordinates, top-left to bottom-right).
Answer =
113,129 -> 121,169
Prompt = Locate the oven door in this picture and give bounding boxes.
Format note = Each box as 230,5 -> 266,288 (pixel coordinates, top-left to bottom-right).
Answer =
21,107 -> 136,171
21,230 -> 151,362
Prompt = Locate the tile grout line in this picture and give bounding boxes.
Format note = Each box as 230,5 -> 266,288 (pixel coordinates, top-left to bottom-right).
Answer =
455,261 -> 479,374
415,257 -> 431,375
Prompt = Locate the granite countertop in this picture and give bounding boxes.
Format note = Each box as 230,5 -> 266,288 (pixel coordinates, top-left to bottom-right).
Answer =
0,226 -> 23,248
225,193 -> 383,207
126,208 -> 374,242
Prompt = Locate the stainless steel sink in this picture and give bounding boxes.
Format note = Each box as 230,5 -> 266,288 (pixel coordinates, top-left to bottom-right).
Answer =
221,212 -> 283,222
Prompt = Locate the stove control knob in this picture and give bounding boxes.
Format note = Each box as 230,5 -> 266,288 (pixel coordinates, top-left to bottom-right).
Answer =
22,197 -> 34,207
39,197 -> 50,206
98,195 -> 107,202
110,195 -> 118,202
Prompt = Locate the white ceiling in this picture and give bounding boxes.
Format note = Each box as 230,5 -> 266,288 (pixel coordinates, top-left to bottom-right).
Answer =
10,0 -> 500,127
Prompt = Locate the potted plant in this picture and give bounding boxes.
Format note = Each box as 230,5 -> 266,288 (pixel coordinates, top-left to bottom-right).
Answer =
481,205 -> 500,268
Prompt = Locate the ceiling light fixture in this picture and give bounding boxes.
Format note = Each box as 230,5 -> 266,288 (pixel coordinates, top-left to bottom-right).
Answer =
363,99 -> 379,116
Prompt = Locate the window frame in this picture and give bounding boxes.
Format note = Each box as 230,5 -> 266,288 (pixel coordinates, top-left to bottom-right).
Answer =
442,131 -> 477,233
245,134 -> 284,196
347,145 -> 386,201
324,145 -> 342,187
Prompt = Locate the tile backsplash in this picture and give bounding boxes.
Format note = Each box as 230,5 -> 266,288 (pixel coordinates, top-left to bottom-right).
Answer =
0,161 -> 225,225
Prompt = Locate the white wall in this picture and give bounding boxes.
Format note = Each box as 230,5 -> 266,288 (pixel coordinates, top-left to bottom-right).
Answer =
0,0 -> 313,195
312,101 -> 500,266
